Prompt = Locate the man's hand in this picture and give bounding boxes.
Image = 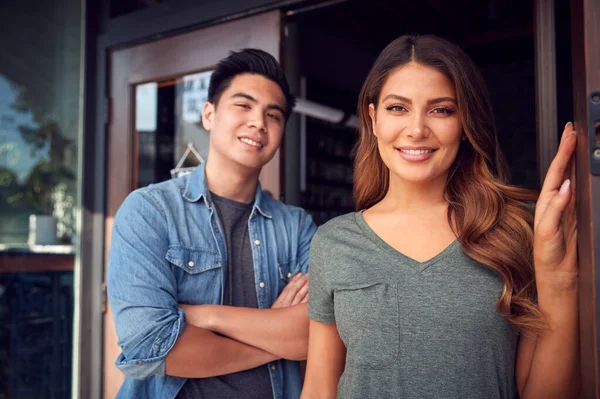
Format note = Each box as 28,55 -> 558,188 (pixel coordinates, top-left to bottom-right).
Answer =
178,273 -> 311,360
272,273 -> 309,308
180,271 -> 309,325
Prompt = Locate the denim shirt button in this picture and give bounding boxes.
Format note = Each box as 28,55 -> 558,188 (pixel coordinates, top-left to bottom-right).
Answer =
136,360 -> 143,365
253,239 -> 261,246
271,364 -> 276,370
259,282 -> 265,288
188,261 -> 195,267
287,272 -> 292,278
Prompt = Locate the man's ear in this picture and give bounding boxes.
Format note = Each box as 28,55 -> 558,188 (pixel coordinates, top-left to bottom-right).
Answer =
202,101 -> 215,131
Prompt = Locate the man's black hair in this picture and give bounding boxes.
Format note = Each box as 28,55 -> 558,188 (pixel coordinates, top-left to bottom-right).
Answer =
207,48 -> 296,120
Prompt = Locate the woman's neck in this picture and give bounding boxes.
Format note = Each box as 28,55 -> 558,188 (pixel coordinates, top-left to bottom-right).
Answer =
379,173 -> 448,212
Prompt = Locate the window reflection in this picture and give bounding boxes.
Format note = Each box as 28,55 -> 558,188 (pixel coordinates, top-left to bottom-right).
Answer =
0,75 -> 76,245
0,0 -> 81,397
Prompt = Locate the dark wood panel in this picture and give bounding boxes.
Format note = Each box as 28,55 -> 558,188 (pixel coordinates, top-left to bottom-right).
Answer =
534,0 -> 557,186
0,254 -> 74,273
571,0 -> 600,397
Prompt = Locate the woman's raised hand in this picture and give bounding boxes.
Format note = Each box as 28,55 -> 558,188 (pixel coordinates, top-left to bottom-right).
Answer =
533,122 -> 578,284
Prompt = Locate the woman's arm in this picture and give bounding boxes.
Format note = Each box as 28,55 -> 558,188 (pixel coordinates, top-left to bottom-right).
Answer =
516,279 -> 579,398
300,320 -> 346,399
516,122 -> 580,398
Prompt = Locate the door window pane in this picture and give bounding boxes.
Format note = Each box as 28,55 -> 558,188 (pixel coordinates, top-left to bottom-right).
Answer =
136,71 -> 212,187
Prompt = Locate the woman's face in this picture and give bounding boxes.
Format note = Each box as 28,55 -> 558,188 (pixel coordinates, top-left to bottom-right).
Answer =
369,62 -> 463,186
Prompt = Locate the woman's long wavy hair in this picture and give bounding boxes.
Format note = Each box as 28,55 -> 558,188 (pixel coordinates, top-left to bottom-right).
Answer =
354,34 -> 543,334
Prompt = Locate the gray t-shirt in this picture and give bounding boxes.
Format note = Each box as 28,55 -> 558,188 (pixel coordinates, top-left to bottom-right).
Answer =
176,193 -> 272,399
308,212 -> 518,399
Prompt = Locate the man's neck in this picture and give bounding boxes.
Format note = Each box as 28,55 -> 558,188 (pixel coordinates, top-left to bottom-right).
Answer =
204,158 -> 260,204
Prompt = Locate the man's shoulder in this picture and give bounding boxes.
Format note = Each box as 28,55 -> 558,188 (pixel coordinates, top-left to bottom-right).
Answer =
136,176 -> 188,198
117,176 -> 190,218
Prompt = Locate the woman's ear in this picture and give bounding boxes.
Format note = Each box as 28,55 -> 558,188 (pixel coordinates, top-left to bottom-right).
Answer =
368,103 -> 376,136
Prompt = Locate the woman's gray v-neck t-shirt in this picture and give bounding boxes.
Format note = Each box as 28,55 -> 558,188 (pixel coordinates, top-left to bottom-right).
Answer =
308,212 -> 518,399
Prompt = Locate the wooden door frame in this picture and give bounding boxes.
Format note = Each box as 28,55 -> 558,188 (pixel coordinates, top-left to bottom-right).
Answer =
102,10 -> 283,398
571,0 -> 600,396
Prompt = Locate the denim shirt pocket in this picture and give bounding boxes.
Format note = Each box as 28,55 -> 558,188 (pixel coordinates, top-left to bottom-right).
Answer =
166,245 -> 220,273
166,245 -> 222,303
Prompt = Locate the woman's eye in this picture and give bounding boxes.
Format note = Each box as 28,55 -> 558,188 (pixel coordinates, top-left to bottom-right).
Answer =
432,107 -> 455,115
386,105 -> 406,112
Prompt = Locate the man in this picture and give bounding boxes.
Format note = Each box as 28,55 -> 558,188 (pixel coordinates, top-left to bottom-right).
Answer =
107,49 -> 316,399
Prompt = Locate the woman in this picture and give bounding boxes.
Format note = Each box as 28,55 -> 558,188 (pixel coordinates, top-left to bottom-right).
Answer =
301,34 -> 579,398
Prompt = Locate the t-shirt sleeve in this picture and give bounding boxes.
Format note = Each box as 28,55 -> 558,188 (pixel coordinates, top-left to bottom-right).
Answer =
307,229 -> 336,324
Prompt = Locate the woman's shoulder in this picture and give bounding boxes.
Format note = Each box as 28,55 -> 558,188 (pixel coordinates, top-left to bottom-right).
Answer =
315,212 -> 362,240
310,212 -> 370,258
310,212 -> 365,277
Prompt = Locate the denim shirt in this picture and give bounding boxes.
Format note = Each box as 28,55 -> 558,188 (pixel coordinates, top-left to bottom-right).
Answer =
107,164 -> 317,399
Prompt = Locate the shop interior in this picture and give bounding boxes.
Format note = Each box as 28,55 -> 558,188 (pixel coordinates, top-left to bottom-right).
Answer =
130,0 -> 573,227
282,0 -> 572,225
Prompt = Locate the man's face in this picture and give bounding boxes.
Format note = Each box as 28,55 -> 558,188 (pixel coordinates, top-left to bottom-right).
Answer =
202,73 -> 286,172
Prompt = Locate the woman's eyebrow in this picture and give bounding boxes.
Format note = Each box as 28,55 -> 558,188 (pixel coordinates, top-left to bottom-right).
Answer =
381,94 -> 411,103
381,94 -> 457,105
428,97 -> 457,105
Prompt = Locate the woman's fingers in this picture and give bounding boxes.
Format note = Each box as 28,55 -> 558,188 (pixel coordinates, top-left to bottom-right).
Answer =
540,132 -> 576,197
559,121 -> 575,146
535,131 -> 577,228
537,179 -> 572,240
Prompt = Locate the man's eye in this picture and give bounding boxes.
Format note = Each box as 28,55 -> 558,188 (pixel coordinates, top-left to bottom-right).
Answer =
267,113 -> 281,121
236,103 -> 250,109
